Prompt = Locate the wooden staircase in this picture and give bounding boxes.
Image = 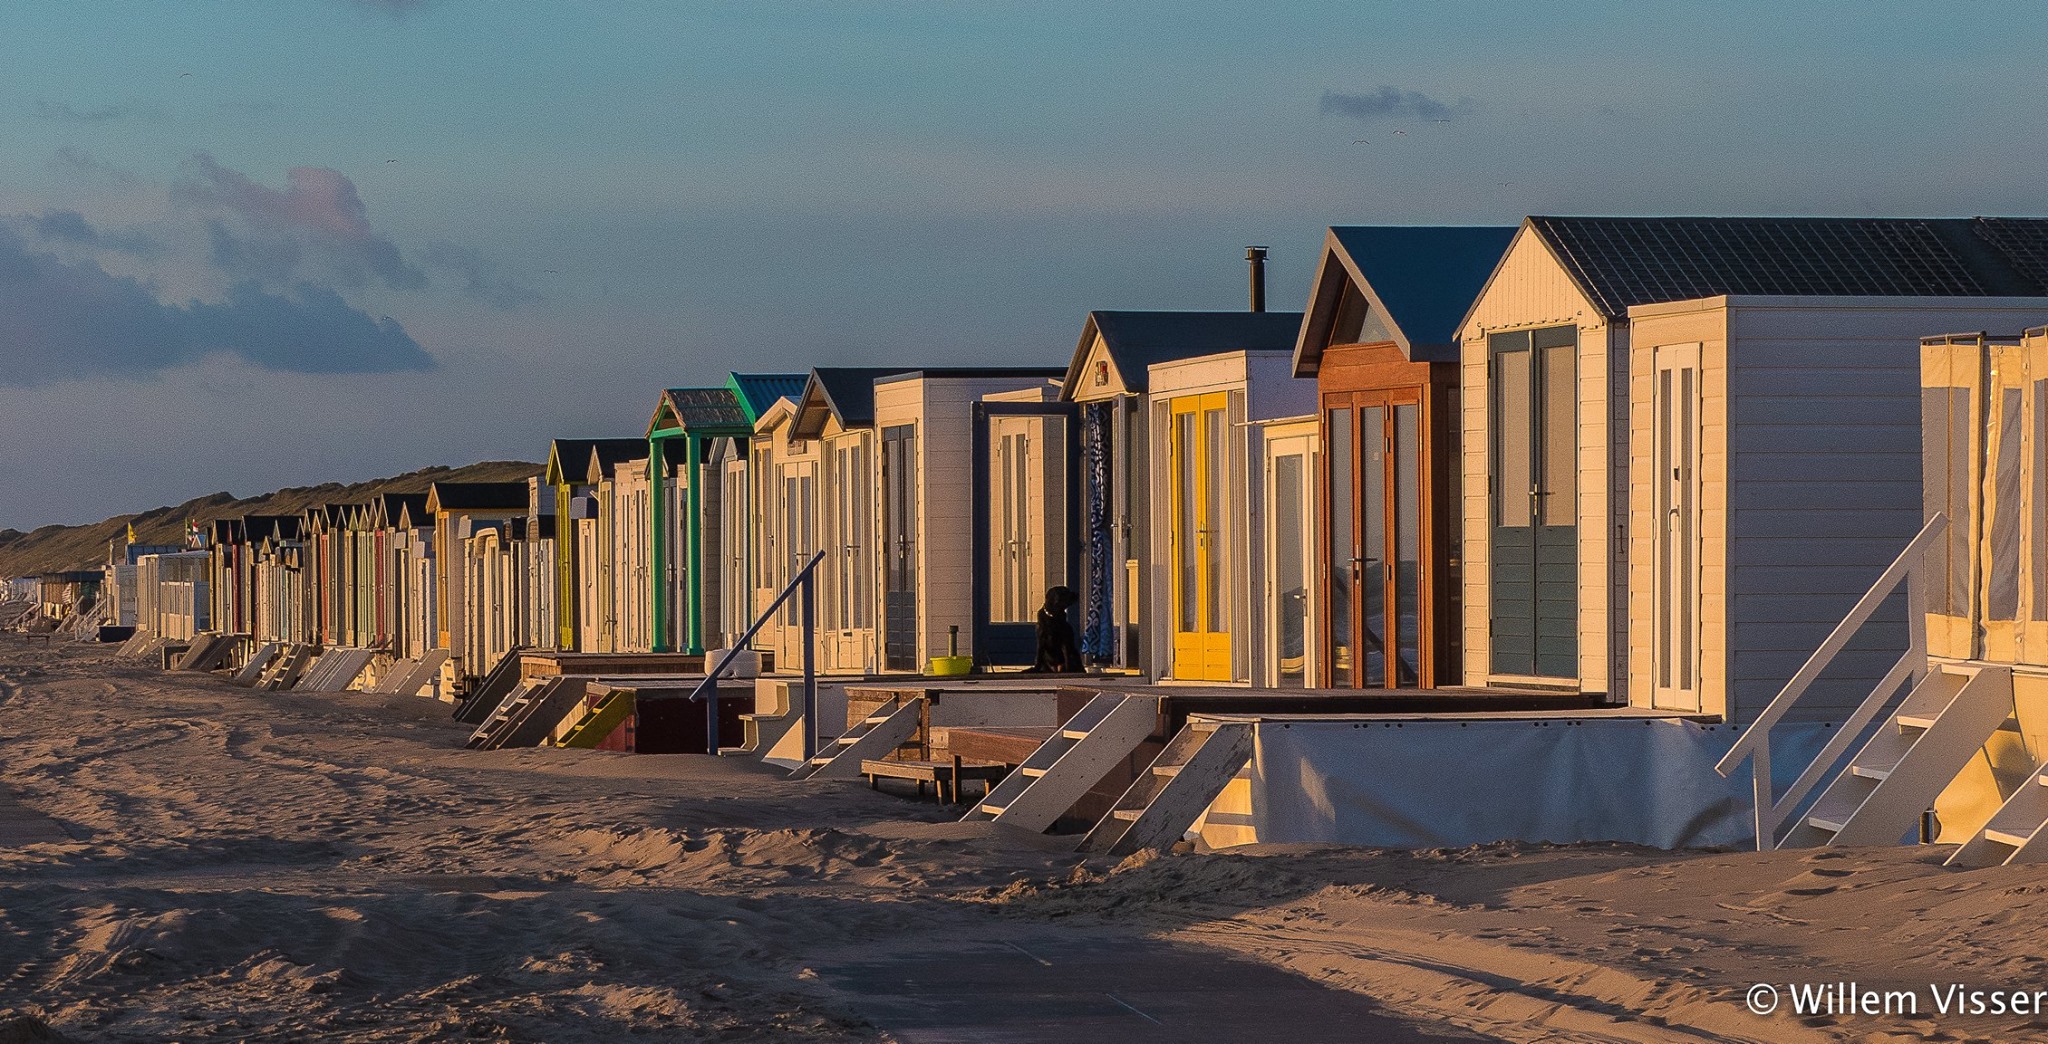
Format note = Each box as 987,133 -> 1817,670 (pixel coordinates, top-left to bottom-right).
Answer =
466,677 -> 585,750
789,696 -> 925,781
1079,720 -> 1252,857
260,645 -> 316,690
452,646 -> 531,724
230,642 -> 280,686
292,647 -> 377,692
1785,664 -> 2014,847
551,688 -> 635,749
371,649 -> 448,697
961,693 -> 1156,833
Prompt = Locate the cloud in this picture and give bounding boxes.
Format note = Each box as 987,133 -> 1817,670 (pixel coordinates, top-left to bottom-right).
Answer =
416,240 -> 539,309
49,146 -> 142,187
1319,86 -> 1474,123
33,98 -> 164,124
0,224 -> 433,385
172,154 -> 427,292
11,210 -> 164,257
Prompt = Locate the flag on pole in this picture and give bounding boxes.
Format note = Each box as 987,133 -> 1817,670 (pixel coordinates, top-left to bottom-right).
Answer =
126,522 -> 137,544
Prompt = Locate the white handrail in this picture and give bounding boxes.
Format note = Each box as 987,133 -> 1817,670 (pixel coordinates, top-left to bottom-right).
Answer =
1713,512 -> 1945,849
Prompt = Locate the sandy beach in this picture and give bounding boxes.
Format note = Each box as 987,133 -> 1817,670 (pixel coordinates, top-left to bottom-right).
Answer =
2,636 -> 2045,1043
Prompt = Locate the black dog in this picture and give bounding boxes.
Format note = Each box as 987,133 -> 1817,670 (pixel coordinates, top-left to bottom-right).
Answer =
1023,586 -> 1082,674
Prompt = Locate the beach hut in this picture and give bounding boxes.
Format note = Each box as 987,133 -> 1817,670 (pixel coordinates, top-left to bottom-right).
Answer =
580,443 -> 653,654
1291,226 -> 1516,689
1144,350 -> 1315,683
134,553 -> 209,641
648,381 -> 803,655
790,369 -> 892,673
705,373 -> 808,653
1059,310 -> 1306,676
747,394 -> 822,667
425,482 -> 531,683
544,438 -> 646,652
1458,216 -> 2048,714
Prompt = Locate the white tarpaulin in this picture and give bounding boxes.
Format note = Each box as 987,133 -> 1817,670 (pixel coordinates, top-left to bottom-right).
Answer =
1247,717 -> 1837,850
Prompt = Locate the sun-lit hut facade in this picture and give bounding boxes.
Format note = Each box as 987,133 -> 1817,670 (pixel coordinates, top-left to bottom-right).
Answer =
583,442 -> 654,654
1143,345 -> 1314,684
1059,310 -> 1306,677
704,372 -> 808,653
745,394 -> 820,668
544,438 -> 645,653
1291,226 -> 1515,690
789,369 -> 892,674
1458,215 -> 2048,718
425,481 -> 532,686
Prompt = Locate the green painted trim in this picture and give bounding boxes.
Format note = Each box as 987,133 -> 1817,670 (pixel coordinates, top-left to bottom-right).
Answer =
684,435 -> 705,655
649,431 -> 673,653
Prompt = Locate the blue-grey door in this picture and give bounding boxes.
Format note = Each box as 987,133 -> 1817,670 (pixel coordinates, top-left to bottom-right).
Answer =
972,401 -> 1081,666
1490,327 -> 1578,679
881,424 -> 920,671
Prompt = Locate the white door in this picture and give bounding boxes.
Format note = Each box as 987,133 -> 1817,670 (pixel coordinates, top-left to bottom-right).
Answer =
1653,344 -> 1702,712
1264,433 -> 1316,687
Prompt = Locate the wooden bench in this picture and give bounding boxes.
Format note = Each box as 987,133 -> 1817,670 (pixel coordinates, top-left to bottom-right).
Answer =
861,757 -> 1009,804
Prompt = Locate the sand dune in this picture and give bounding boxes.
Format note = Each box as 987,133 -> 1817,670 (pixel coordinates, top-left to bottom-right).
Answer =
2,637 -> 2046,1042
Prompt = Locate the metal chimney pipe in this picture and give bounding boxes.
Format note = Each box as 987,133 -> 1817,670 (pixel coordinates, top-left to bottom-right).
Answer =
1246,246 -> 1268,312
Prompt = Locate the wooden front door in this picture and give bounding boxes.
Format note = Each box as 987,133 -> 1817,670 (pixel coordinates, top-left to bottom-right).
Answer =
1169,392 -> 1231,681
881,424 -> 920,670
1489,326 -> 1578,679
1652,344 -> 1701,711
1324,389 -> 1426,687
973,401 -> 1080,666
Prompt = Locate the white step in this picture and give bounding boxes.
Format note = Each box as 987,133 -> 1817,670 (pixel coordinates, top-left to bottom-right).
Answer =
959,693 -> 1157,831
1784,666 -> 2013,849
1984,828 -> 2034,848
790,697 -> 924,781
1079,721 -> 1254,858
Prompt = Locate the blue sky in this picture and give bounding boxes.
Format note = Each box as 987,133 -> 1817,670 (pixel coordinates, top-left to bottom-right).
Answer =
3,0 -> 2046,528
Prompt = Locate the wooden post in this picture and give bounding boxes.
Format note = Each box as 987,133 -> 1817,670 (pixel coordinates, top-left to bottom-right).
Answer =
1751,733 -> 1774,852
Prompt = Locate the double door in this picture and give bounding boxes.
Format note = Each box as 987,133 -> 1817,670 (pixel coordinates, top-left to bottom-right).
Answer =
1169,393 -> 1233,681
881,424 -> 920,670
1324,389 -> 1424,687
972,402 -> 1080,666
1489,327 -> 1577,679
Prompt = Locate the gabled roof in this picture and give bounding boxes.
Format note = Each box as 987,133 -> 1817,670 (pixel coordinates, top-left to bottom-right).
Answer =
546,438 -> 645,486
727,372 -> 808,423
1063,311 -> 1304,398
426,481 -> 530,514
377,492 -> 431,528
244,515 -> 301,542
792,367 -> 903,437
1526,216 -> 2048,320
585,440 -> 649,484
1294,226 -> 1517,373
647,387 -> 749,438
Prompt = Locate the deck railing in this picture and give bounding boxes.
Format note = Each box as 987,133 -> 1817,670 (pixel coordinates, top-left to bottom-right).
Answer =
691,549 -> 825,760
1714,513 -> 1945,850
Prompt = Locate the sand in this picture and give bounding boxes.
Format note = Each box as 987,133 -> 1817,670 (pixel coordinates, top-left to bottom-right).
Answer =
2,635 -> 2046,1042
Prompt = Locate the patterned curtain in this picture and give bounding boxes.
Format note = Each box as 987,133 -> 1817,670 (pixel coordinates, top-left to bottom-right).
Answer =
1080,401 -> 1115,661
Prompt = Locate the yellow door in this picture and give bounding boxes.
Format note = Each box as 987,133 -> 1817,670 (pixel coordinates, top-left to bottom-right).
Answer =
1170,393 -> 1232,680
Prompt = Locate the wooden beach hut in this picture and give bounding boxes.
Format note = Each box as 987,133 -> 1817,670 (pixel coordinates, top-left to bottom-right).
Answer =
870,367 -> 1064,669
747,391 -> 823,668
1145,349 -> 1314,683
1458,215 -> 2048,713
1291,226 -> 1516,689
791,369 -> 891,674
545,438 -> 647,652
425,481 -> 532,686
706,372 -> 808,653
1059,310 -> 1306,676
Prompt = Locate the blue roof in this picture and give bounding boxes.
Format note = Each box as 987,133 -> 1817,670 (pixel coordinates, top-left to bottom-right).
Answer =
1346,226 -> 1513,342
727,372 -> 808,423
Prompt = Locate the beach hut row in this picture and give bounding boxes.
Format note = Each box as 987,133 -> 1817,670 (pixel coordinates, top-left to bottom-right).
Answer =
108,216 -> 2048,735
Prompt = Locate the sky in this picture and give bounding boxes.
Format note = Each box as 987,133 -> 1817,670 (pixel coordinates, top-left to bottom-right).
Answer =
2,0 -> 2046,529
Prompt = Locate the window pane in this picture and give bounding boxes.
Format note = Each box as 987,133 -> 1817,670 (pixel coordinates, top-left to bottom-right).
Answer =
1362,405 -> 1386,687
1495,350 -> 1531,528
1204,406 -> 1227,634
1275,453 -> 1306,686
1395,403 -> 1421,686
1540,341 -> 1576,526
1327,409 -> 1353,679
1176,411 -> 1198,633
1991,387 -> 2023,621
